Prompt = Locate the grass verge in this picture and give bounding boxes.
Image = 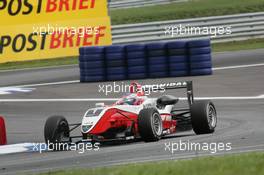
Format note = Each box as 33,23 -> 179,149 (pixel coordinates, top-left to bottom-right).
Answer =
212,38 -> 264,52
110,0 -> 264,25
0,38 -> 263,71
41,152 -> 264,175
0,56 -> 78,71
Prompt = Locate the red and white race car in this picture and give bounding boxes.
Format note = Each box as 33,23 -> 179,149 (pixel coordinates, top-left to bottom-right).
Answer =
44,81 -> 217,145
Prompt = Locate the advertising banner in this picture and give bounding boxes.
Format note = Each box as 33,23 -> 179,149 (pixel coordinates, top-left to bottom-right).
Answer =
0,0 -> 112,63
0,17 -> 112,63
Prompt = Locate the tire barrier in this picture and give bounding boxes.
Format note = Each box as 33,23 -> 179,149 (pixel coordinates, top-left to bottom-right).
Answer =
167,41 -> 188,77
79,46 -> 106,82
126,44 -> 147,79
188,39 -> 213,76
0,116 -> 7,145
79,39 -> 212,82
105,45 -> 127,81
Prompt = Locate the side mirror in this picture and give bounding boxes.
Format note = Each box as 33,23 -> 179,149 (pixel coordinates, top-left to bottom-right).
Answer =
95,103 -> 105,107
157,95 -> 179,107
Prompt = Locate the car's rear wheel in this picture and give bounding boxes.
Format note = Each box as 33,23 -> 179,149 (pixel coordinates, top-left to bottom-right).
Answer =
44,116 -> 70,150
138,108 -> 163,142
190,100 -> 217,134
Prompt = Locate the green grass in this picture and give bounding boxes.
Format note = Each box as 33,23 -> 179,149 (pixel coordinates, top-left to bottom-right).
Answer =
0,38 -> 263,71
41,152 -> 264,175
110,0 -> 264,25
0,56 -> 78,71
212,38 -> 264,52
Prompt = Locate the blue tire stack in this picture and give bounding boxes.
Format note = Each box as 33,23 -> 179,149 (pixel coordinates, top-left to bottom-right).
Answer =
126,44 -> 147,79
167,41 -> 189,77
146,43 -> 168,78
105,45 -> 127,81
79,39 -> 213,82
188,39 -> 212,76
79,46 -> 105,82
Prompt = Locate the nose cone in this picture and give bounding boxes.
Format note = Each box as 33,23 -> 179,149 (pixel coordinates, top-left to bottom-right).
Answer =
81,108 -> 105,133
81,117 -> 97,133
82,124 -> 93,133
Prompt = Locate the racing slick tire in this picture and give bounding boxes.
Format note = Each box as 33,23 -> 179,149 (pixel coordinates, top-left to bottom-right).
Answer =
138,108 -> 163,142
190,100 -> 217,134
44,116 -> 70,150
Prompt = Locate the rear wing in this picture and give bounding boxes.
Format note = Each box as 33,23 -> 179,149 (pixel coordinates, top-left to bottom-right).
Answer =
142,81 -> 194,106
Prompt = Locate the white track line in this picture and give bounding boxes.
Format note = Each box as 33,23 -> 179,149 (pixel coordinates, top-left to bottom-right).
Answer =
213,63 -> 264,70
1,63 -> 264,89
17,80 -> 79,88
0,95 -> 263,102
189,94 -> 264,100
0,143 -> 33,155
0,64 -> 78,73
0,98 -> 118,102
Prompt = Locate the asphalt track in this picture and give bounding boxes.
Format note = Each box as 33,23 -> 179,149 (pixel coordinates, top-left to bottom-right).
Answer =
0,49 -> 264,175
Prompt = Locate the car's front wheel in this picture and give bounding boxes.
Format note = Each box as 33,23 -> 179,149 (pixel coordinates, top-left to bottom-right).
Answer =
138,108 -> 163,142
190,100 -> 217,134
44,116 -> 70,149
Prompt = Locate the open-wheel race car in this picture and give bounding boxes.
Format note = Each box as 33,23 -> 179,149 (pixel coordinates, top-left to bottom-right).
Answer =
44,81 -> 217,146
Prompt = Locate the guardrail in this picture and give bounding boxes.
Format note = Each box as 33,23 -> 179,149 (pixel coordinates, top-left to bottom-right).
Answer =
109,0 -> 187,9
112,12 -> 264,44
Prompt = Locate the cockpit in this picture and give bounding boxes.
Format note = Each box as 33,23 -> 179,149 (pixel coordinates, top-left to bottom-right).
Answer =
115,93 -> 145,106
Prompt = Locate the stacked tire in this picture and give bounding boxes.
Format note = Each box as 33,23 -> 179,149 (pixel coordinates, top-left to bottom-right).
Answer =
126,44 -> 147,79
188,39 -> 212,76
105,45 -> 127,81
167,41 -> 189,77
78,39 -> 213,82
79,46 -> 105,82
146,43 -> 168,78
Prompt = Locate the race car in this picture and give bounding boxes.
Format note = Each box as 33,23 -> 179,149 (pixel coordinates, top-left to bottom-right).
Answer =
44,81 -> 217,145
